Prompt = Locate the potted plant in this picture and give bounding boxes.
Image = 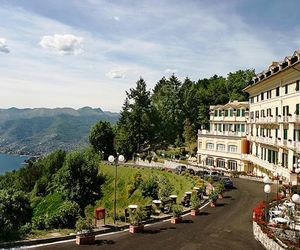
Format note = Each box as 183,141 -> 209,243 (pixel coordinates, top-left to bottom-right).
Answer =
215,181 -> 225,199
128,207 -> 146,233
190,192 -> 201,216
75,217 -> 95,245
171,204 -> 183,224
209,190 -> 218,207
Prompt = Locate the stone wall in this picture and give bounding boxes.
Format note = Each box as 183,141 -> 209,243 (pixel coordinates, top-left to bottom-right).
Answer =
253,221 -> 286,250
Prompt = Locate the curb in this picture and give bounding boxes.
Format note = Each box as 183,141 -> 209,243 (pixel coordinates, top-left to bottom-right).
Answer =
0,201 -> 210,249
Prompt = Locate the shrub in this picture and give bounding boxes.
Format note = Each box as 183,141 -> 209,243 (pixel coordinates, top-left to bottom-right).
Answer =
190,192 -> 201,210
128,207 -> 146,226
158,176 -> 174,200
171,204 -> 183,218
215,181 -> 225,194
140,176 -> 159,199
75,217 -> 94,235
209,190 -> 218,202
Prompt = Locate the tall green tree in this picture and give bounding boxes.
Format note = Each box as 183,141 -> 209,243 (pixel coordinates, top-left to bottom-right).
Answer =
54,150 -> 104,209
89,121 -> 115,159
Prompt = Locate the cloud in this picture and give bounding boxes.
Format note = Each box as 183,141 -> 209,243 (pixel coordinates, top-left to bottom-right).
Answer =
0,38 -> 10,53
40,34 -> 83,55
106,69 -> 127,79
165,68 -> 178,74
113,16 -> 120,21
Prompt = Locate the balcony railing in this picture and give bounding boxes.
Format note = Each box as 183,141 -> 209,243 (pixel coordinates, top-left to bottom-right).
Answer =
241,154 -> 277,172
287,140 -> 300,153
247,136 -> 278,147
198,130 -> 246,137
248,115 -> 300,124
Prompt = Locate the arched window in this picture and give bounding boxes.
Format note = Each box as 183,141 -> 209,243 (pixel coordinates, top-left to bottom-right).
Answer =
216,144 -> 225,151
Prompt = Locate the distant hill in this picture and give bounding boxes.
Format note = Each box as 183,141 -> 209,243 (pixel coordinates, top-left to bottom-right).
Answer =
0,107 -> 119,155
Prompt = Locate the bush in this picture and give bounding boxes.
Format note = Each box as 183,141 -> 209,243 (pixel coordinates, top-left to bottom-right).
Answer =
209,190 -> 218,202
190,192 -> 201,210
215,181 -> 225,194
128,207 -> 146,226
171,204 -> 183,218
75,217 -> 94,235
158,176 -> 174,200
140,176 -> 159,199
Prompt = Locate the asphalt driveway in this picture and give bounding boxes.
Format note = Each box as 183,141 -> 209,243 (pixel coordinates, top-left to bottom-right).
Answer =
33,178 -> 265,250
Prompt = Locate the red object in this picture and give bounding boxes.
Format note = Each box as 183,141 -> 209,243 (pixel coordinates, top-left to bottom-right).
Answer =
95,208 -> 105,220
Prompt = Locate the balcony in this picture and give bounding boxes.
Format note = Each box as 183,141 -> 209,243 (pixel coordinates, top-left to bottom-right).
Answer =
248,115 -> 300,124
241,154 -> 277,172
247,136 -> 278,147
198,130 -> 247,137
287,140 -> 300,153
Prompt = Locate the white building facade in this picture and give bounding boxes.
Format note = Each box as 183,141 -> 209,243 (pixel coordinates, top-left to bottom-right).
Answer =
243,51 -> 300,182
197,101 -> 249,172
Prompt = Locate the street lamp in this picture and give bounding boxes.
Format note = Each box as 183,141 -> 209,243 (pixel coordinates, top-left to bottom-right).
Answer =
108,154 -> 125,224
264,184 -> 271,223
294,159 -> 300,193
273,170 -> 282,208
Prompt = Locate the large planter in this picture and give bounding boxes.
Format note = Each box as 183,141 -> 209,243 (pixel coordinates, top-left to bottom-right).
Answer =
210,200 -> 217,207
171,216 -> 182,224
76,234 -> 95,245
191,209 -> 199,216
129,224 -> 144,233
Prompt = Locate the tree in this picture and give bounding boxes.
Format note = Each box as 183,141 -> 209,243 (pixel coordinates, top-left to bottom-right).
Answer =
54,150 -> 104,210
89,121 -> 115,159
0,189 -> 32,240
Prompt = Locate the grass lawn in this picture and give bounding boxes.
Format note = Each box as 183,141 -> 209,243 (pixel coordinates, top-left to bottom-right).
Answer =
85,164 -> 195,224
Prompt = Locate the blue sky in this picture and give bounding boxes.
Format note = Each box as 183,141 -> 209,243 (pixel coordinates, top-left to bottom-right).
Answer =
0,0 -> 299,112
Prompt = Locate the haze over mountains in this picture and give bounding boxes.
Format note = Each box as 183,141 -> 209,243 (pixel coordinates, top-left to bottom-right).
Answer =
0,107 -> 119,155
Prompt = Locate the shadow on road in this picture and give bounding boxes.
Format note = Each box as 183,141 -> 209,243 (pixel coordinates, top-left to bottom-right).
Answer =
216,203 -> 227,207
181,219 -> 193,224
95,239 -> 115,246
199,211 -> 209,216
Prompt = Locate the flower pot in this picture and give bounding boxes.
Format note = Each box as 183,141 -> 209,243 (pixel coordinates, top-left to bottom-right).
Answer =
76,234 -> 95,245
129,224 -> 144,233
171,217 -> 182,224
191,209 -> 199,216
210,201 -> 216,207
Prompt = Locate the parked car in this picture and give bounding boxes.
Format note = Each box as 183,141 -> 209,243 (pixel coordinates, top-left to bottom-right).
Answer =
221,176 -> 234,189
175,165 -> 187,174
187,168 -> 195,175
196,170 -> 209,178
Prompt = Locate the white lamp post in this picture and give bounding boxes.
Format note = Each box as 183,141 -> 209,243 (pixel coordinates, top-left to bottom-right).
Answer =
108,154 -> 125,224
294,159 -> 300,193
264,184 -> 271,222
273,170 -> 282,208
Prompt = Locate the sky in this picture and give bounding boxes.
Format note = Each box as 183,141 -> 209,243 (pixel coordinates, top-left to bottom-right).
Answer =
0,0 -> 300,112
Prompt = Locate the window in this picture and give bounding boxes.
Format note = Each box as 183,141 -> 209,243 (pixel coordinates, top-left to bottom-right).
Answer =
282,153 -> 288,168
216,144 -> 225,151
285,84 -> 288,94
284,129 -> 288,140
228,145 -> 237,153
237,109 -> 241,116
276,87 -> 280,96
250,97 -> 254,103
261,109 -> 265,117
206,157 -> 214,166
275,128 -> 278,138
256,95 -> 259,102
275,107 -> 279,116
261,92 -> 264,101
214,110 -> 218,116
241,109 -> 245,117
296,104 -> 300,115
218,110 -> 222,116
225,110 -> 229,116
241,124 -> 245,132
206,143 -> 214,150
296,80 -> 300,91
228,160 -> 237,171
255,111 -> 259,118
216,159 -> 225,168
266,90 -> 272,99
229,109 -> 233,116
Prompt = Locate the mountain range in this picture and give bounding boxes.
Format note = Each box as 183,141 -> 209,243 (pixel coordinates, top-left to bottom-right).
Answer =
0,107 -> 119,155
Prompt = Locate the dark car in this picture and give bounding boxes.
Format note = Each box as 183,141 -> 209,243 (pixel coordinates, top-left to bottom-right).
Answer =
221,176 -> 234,189
175,165 -> 187,174
187,168 -> 195,175
196,170 -> 209,178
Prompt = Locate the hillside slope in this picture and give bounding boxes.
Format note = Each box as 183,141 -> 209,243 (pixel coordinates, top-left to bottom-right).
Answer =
0,107 -> 119,155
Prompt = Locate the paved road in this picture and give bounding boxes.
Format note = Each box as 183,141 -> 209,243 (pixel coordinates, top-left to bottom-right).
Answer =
34,178 -> 265,250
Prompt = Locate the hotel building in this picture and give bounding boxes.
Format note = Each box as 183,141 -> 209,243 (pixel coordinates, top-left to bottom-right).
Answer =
197,101 -> 249,172
243,50 -> 300,182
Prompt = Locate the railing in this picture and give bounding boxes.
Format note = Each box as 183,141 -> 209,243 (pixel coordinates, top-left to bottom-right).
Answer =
287,140 -> 300,153
248,115 -> 300,124
241,154 -> 277,172
198,130 -> 246,137
247,136 -> 278,147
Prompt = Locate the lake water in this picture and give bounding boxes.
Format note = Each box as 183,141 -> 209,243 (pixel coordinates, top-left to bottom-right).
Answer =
0,153 -> 30,175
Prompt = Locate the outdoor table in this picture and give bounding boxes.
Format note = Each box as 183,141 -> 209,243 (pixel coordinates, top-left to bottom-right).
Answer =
152,200 -> 162,206
274,217 -> 288,224
169,195 -> 178,204
271,210 -> 282,216
128,204 -> 138,210
185,191 -> 192,199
